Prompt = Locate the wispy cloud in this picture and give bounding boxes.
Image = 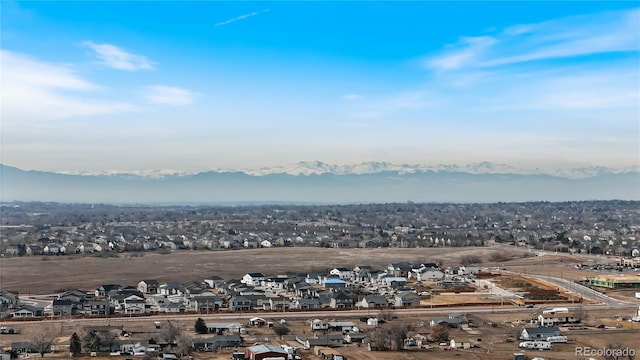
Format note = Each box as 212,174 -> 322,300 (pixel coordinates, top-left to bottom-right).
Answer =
215,9 -> 269,27
342,94 -> 363,101
425,8 -> 640,70
427,36 -> 496,70
1,50 -> 136,121
348,91 -> 432,119
83,41 -> 155,71
144,85 -> 200,106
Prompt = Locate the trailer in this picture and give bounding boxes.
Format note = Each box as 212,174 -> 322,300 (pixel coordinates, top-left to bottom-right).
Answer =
546,336 -> 568,343
518,341 -> 552,350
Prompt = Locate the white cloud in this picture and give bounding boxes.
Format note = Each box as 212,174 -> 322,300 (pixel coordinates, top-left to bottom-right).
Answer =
144,85 -> 200,106
83,41 -> 155,71
215,9 -> 269,27
1,50 -> 136,121
426,36 -> 497,70
425,8 -> 640,70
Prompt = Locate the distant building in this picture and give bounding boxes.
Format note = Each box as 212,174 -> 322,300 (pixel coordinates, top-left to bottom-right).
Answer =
592,275 -> 640,288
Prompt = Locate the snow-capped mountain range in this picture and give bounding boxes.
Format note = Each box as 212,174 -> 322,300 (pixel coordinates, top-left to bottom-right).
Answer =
3,162 -> 638,203
57,161 -> 639,179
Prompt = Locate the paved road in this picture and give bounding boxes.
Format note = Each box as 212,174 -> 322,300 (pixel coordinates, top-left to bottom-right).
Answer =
1,301 -> 626,327
501,270 -> 639,307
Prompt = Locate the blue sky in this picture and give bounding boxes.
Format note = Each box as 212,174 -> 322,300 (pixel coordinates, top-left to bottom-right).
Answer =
1,1 -> 639,173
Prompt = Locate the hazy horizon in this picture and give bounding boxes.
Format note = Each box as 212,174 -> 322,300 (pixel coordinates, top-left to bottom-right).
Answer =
2,2 -> 639,174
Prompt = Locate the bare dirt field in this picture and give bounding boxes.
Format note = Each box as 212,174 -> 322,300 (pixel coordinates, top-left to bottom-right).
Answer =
0,247 -> 523,294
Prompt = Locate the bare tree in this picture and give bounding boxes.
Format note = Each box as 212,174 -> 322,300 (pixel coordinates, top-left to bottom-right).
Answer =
387,323 -> 411,351
161,321 -> 181,344
460,255 -> 482,266
174,333 -> 193,359
369,323 -> 411,351
574,303 -> 589,323
488,251 -> 509,262
431,324 -> 449,343
30,331 -> 56,358
100,331 -> 120,352
378,308 -> 396,322
82,331 -> 101,352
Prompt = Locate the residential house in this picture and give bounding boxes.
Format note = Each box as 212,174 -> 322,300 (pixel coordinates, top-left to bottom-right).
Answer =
330,293 -> 354,309
329,267 -> 352,280
298,334 -> 344,349
293,298 -> 321,309
260,240 -> 273,248
430,313 -> 469,328
52,299 -> 78,317
352,267 -> 371,282
188,293 -> 223,312
388,262 -> 413,278
0,292 -> 19,317
11,342 -> 34,354
293,282 -> 316,298
58,289 -> 88,303
137,280 -> 160,294
193,335 -> 242,351
538,313 -> 580,326
229,296 -> 252,311
311,319 -> 329,331
268,297 -> 290,311
158,282 -> 184,296
245,344 -> 288,360
304,273 -> 323,285
459,266 -> 480,275
328,321 -> 357,332
0,292 -> 19,309
360,295 -> 388,308
395,291 -> 421,307
119,341 -> 158,355
324,278 -> 348,290
241,273 -> 265,286
12,305 -> 44,318
96,284 -> 121,298
81,299 -> 110,316
121,295 -> 146,314
411,268 -> 445,281
383,277 -> 407,289
521,326 -> 561,340
205,322 -> 242,335
161,302 -> 186,313
344,333 -> 369,344
43,242 -> 66,255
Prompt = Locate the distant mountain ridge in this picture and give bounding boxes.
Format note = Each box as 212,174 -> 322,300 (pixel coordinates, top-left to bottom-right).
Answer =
51,161 -> 640,179
1,163 -> 638,204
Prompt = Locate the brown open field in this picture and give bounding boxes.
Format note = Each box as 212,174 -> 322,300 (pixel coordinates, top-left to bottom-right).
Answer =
0,247 -> 525,294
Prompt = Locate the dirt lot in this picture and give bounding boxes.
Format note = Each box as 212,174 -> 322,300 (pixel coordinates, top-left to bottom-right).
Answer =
0,247 -> 525,294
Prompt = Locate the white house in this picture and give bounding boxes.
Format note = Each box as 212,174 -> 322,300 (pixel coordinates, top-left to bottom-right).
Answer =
241,273 -> 265,286
260,240 -> 273,248
329,267 -> 352,279
122,295 -> 146,314
538,313 -> 580,326
311,319 -> 329,331
415,269 -> 445,281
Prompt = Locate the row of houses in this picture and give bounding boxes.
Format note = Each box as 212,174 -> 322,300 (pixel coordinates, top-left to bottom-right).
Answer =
3,260 -> 478,319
